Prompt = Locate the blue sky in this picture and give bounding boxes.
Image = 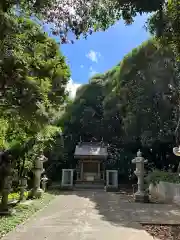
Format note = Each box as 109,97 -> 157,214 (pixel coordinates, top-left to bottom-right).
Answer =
47,14 -> 150,97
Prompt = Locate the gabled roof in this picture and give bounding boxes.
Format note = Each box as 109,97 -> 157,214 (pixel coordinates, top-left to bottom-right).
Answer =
74,142 -> 108,158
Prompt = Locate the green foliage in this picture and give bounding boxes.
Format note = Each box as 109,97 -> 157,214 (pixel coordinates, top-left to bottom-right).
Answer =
1,0 -> 179,184
7,191 -> 28,201
15,125 -> 61,173
0,14 -> 70,185
29,125 -> 61,155
60,37 -> 178,178
0,118 -> 8,150
146,2 -> 180,144
0,0 -> 166,43
0,16 -> 70,124
146,169 -> 180,185
147,1 -> 180,58
62,81 -> 105,142
109,39 -> 176,144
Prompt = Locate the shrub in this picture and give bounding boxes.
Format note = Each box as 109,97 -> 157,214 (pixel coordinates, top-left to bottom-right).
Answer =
145,169 -> 180,185
8,191 -> 29,201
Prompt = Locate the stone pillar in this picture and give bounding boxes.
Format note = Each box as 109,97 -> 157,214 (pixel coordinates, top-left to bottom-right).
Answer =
106,170 -> 109,186
113,171 -> 118,186
41,175 -> 48,191
19,177 -> 27,201
105,170 -> 118,192
132,150 -> 149,203
61,169 -> 74,190
29,154 -> 47,199
33,168 -> 42,197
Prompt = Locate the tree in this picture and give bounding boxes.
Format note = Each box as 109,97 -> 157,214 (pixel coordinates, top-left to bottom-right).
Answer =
0,0 -> 165,42
0,16 -> 70,202
0,16 -> 70,154
2,0 -> 178,144
112,39 -> 176,144
146,1 -> 180,144
59,37 -> 179,179
63,82 -> 105,141
0,16 -> 70,127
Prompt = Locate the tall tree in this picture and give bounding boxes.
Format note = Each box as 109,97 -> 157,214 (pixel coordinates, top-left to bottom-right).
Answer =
111,39 -> 176,145
0,16 -> 70,127
0,17 -> 70,183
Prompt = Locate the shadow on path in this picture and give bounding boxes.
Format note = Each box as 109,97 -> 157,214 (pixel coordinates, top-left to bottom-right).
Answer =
3,189 -> 179,240
55,189 -> 180,227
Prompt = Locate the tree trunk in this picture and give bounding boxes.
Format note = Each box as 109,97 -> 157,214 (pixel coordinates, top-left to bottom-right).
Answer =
1,191 -> 8,211
0,177 -> 8,211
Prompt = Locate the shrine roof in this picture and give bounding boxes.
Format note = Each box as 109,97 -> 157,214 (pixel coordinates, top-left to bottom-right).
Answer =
74,142 -> 108,158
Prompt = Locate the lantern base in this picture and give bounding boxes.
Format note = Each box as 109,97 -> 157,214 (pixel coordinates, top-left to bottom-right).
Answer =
28,188 -> 44,199
0,206 -> 16,216
134,192 -> 149,203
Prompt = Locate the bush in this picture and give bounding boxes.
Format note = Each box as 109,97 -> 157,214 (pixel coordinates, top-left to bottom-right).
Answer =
8,191 -> 29,201
145,169 -> 180,185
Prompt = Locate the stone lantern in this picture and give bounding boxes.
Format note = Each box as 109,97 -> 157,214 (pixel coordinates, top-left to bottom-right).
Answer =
0,176 -> 13,215
173,146 -> 180,157
173,146 -> 180,175
0,153 -> 14,215
132,150 -> 149,203
30,154 -> 48,198
41,175 -> 48,191
19,177 -> 28,201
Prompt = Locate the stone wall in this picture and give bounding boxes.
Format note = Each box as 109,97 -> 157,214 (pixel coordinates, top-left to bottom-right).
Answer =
149,181 -> 180,205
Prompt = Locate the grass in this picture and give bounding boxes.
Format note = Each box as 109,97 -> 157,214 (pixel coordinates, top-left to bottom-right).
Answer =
0,192 -> 56,238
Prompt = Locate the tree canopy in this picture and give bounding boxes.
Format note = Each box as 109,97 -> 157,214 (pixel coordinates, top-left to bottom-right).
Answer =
1,16 -> 70,126
58,37 -> 179,179
1,0 -> 180,184
0,15 -> 70,183
0,0 -> 166,42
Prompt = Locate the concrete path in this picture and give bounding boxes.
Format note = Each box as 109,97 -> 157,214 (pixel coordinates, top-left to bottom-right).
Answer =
2,190 -> 180,240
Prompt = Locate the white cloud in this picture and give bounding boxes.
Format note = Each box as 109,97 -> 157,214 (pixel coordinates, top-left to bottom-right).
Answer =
80,64 -> 84,68
86,50 -> 101,63
89,66 -> 98,77
66,78 -> 81,99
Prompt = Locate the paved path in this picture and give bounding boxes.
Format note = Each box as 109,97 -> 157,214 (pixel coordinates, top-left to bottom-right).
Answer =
2,190 -> 180,240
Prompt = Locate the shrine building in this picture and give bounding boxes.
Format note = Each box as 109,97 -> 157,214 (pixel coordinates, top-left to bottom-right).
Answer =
74,141 -> 108,185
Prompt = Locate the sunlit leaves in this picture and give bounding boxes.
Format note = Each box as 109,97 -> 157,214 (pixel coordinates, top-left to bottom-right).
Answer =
0,16 -> 70,125
115,39 -> 176,144
1,0 -> 166,43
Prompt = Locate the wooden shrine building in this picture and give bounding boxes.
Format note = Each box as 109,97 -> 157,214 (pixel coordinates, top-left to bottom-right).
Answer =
74,141 -> 108,184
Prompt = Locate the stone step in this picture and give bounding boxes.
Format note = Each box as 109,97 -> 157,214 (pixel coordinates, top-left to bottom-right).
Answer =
74,184 -> 104,189
75,180 -> 104,184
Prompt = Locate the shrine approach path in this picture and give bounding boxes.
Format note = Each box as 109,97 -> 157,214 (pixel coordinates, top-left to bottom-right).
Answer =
2,190 -> 180,240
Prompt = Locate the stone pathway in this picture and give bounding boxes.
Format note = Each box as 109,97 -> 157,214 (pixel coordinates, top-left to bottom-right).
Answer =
2,190 -> 180,240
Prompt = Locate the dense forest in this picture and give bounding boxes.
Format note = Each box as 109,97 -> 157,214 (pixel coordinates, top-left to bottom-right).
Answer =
0,15 -> 70,189
1,0 -> 180,185
1,1 -> 180,232
50,38 -> 180,182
